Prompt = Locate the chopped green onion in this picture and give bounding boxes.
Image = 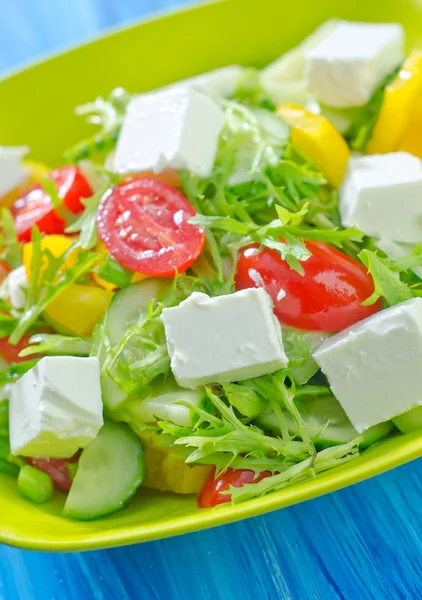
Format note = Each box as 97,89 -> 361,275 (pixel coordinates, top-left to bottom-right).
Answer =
18,465 -> 54,504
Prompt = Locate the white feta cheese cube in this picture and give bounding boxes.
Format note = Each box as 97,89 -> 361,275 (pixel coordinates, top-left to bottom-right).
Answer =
0,146 -> 29,198
3,266 -> 28,309
305,21 -> 404,107
376,238 -> 422,279
9,357 -> 103,458
313,298 -> 422,432
161,288 -> 288,389
113,87 -> 224,178
339,153 -> 422,243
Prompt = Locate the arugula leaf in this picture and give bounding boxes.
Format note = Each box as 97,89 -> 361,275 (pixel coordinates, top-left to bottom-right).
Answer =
359,249 -> 414,306
39,179 -> 75,226
9,230 -> 99,344
65,182 -> 109,250
19,333 -> 91,358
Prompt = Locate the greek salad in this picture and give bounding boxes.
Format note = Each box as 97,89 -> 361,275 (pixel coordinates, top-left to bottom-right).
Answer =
0,19 -> 422,520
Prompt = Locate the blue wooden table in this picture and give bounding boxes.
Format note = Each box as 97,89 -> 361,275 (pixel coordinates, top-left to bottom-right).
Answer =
1,2 -> 422,599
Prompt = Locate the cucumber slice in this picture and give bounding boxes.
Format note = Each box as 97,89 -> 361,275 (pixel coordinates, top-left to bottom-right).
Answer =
126,383 -> 206,427
255,395 -> 393,449
63,421 -> 144,520
93,279 -> 172,410
392,406 -> 422,433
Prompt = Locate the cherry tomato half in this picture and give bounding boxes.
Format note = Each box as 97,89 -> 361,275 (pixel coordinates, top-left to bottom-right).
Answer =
197,468 -> 272,508
0,333 -> 32,364
11,166 -> 93,241
235,240 -> 381,332
96,177 -> 205,277
27,452 -> 80,493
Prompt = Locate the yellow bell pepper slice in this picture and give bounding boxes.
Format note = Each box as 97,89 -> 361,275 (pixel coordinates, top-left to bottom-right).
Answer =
23,235 -> 79,281
368,51 -> 422,154
277,103 -> 350,188
132,428 -> 212,494
93,241 -> 148,291
1,160 -> 51,207
44,283 -> 113,337
397,95 -> 422,158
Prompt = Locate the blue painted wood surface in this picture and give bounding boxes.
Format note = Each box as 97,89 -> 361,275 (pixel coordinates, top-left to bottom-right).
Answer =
1,2 -> 422,598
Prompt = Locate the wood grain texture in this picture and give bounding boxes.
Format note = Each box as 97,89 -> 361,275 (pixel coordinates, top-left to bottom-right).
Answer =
1,1 -> 422,598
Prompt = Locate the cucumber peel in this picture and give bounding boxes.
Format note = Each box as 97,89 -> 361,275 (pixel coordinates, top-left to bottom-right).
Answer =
63,421 -> 144,520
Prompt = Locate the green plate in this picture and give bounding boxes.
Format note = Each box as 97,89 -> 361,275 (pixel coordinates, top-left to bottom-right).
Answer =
1,0 -> 422,551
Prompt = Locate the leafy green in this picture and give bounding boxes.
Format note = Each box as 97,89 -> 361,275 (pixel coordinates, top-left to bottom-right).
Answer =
220,382 -> 269,420
232,68 -> 276,110
0,360 -> 39,385
228,436 -> 362,503
282,327 -> 330,385
93,255 -> 133,288
64,87 -> 132,163
359,249 -> 415,306
19,333 -> 91,358
9,229 -> 99,344
40,179 -> 75,226
0,208 -> 21,269
345,66 -> 400,152
65,181 -> 110,250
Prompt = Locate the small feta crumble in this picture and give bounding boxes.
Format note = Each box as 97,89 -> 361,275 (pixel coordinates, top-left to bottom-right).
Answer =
113,87 -> 224,178
161,288 -> 288,389
9,357 -> 104,458
339,152 -> 422,243
1,266 -> 28,310
304,21 -> 404,107
313,298 -> 422,432
0,145 -> 29,198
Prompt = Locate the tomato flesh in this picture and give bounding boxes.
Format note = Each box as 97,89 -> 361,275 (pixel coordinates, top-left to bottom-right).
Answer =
97,177 -> 205,277
0,333 -> 32,364
197,468 -> 272,508
27,452 -> 80,493
12,166 -> 93,241
235,240 -> 381,332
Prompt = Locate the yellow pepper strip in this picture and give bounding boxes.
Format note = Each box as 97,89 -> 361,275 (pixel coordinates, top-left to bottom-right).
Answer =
93,241 -> 147,291
1,160 -> 51,207
44,283 -> 113,337
397,95 -> 422,158
277,103 -> 350,188
132,427 -> 212,494
24,234 -> 113,337
368,50 -> 422,154
23,235 -> 79,281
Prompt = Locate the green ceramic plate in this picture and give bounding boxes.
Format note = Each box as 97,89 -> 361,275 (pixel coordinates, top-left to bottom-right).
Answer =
1,0 -> 422,551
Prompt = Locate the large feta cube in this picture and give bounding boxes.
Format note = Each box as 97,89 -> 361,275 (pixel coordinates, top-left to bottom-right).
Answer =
339,153 -> 422,243
313,298 -> 422,432
161,289 -> 288,389
9,357 -> 103,458
0,146 -> 29,198
304,21 -> 404,107
113,87 -> 224,178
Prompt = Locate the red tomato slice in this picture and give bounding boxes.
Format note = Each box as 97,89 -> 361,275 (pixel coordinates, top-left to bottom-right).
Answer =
197,468 -> 272,508
96,177 -> 205,277
0,333 -> 32,364
11,166 -> 93,241
27,453 -> 80,493
0,260 -> 11,283
235,240 -> 381,332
